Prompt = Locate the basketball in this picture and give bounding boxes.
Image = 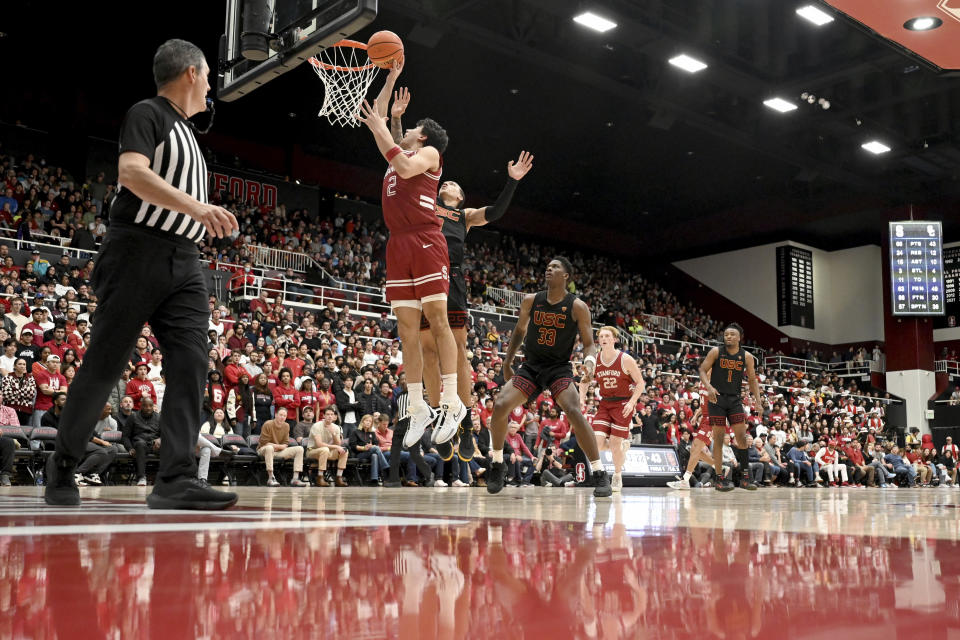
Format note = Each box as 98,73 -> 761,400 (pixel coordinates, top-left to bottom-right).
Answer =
367,30 -> 404,68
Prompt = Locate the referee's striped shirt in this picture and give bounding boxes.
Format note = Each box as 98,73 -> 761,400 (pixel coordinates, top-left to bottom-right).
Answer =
111,96 -> 208,243
396,391 -> 410,423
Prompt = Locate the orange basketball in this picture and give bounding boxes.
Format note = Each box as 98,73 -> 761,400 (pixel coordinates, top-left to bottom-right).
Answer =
367,30 -> 404,69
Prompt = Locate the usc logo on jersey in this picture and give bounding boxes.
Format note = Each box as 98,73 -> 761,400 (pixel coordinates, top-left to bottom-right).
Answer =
719,357 -> 743,371
436,206 -> 461,222
533,311 -> 566,328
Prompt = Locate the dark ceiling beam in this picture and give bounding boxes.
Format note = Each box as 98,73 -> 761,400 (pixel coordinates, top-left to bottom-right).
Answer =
518,0 -> 919,182
386,0 -> 878,190
772,52 -> 903,95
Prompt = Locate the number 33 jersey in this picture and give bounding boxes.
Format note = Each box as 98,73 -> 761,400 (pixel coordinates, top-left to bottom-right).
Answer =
522,291 -> 579,366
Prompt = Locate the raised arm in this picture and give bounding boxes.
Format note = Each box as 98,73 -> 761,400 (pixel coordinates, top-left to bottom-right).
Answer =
502,294 -> 535,382
372,59 -> 403,119
390,87 -> 410,144
699,347 -> 720,403
356,100 -> 439,179
465,151 -> 534,230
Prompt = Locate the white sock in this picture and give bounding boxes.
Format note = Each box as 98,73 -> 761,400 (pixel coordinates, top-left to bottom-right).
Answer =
440,374 -> 459,406
590,459 -> 602,473
409,382 -> 426,410
683,471 -> 692,481
492,449 -> 503,463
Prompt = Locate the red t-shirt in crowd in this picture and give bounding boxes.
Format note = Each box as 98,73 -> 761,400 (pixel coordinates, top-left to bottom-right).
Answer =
125,378 -> 157,410
540,417 -> 569,446
34,369 -> 67,411
208,383 -> 227,410
316,390 -> 335,414
298,390 -> 320,416
479,406 -> 493,429
273,384 -> 300,420
44,339 -> 69,360
222,363 -> 245,391
535,393 -> 555,412
283,357 -> 305,379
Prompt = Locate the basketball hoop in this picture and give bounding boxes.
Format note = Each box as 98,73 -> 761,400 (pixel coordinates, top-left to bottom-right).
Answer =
308,40 -> 380,128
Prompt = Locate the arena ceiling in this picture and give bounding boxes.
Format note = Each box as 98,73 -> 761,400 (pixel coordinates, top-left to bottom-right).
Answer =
4,0 -> 960,259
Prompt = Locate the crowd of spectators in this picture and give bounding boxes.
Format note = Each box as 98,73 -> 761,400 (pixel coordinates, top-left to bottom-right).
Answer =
0,147 -> 927,491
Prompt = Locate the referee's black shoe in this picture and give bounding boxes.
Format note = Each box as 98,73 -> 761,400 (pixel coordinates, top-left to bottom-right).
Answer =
592,470 -> 612,498
147,476 -> 239,510
486,462 -> 507,494
44,453 -> 80,506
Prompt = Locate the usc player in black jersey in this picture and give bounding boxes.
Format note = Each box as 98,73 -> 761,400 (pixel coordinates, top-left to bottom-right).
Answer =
486,258 -> 612,497
389,85 -> 534,452
699,323 -> 765,491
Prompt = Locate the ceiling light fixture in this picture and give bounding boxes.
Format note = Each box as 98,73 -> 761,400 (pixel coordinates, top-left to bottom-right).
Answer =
573,11 -> 617,32
764,97 -> 798,113
668,54 -> 708,73
862,141 -> 891,155
904,17 -> 942,31
796,5 -> 834,26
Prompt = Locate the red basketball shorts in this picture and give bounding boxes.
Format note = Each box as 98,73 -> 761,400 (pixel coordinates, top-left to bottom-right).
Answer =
592,400 -> 631,439
385,228 -> 450,305
694,415 -> 713,445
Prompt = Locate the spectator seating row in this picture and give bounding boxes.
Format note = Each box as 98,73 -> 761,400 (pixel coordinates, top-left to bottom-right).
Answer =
0,426 -> 370,486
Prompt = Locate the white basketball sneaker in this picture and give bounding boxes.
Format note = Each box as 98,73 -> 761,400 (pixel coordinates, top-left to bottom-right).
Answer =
403,405 -> 437,448
433,400 -> 467,444
666,475 -> 691,490
611,472 -> 623,493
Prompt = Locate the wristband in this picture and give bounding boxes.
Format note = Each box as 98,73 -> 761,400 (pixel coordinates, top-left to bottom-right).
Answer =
386,146 -> 403,161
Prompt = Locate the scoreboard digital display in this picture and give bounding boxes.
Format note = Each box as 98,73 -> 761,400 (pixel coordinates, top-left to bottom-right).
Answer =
935,245 -> 960,329
600,445 -> 680,476
890,221 -> 944,316
776,245 -> 815,329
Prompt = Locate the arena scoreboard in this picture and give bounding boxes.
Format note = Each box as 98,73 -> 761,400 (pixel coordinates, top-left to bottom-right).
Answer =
935,245 -> 960,328
776,245 -> 815,329
890,221 -> 944,316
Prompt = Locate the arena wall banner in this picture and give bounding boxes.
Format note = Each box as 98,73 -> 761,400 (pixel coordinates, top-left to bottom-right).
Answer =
206,164 -> 320,214
84,139 -> 323,216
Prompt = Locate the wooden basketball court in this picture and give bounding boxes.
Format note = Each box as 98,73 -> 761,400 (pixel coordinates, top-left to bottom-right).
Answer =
1,485 -> 957,638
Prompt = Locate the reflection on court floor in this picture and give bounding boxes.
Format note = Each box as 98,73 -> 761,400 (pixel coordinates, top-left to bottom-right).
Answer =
0,487 -> 957,639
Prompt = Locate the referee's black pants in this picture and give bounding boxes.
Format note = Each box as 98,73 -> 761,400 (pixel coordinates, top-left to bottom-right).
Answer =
54,224 -> 208,482
389,421 -> 431,483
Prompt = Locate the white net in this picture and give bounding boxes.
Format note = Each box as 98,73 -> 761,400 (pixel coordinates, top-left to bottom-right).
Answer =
309,42 -> 381,128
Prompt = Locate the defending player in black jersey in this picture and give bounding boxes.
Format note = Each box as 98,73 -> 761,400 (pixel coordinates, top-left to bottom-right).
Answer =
486,258 -> 612,497
389,84 -> 534,450
419,156 -> 532,451
699,323 -> 764,491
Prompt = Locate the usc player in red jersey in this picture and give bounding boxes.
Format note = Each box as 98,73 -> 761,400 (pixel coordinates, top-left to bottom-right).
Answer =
586,326 -> 646,493
356,65 -> 467,448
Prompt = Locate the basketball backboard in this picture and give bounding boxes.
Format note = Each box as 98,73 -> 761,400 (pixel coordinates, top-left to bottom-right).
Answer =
218,0 -> 377,102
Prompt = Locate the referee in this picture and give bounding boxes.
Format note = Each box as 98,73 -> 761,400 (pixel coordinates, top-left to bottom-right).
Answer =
45,39 -> 239,509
